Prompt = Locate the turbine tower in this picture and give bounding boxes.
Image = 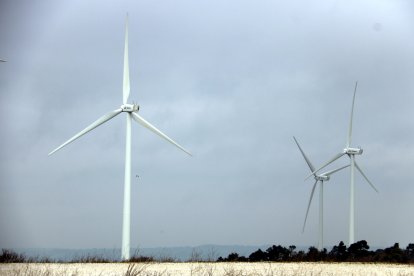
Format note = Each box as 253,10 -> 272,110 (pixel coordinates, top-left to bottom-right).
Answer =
49,16 -> 191,260
294,136 -> 348,250
306,82 -> 378,245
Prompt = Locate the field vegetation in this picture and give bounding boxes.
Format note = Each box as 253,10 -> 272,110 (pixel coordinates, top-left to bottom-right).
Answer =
1,262 -> 414,276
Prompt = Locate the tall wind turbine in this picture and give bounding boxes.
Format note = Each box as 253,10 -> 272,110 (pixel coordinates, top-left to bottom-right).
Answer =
306,82 -> 378,245
294,136 -> 348,250
49,16 -> 191,260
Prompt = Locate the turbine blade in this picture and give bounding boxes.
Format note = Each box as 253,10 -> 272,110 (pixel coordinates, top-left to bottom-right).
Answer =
305,152 -> 346,180
293,136 -> 315,173
123,15 -> 130,104
321,164 -> 350,177
49,109 -> 122,155
131,112 -> 192,156
354,161 -> 378,193
347,81 -> 358,148
303,180 -> 318,233
0,59 -> 6,62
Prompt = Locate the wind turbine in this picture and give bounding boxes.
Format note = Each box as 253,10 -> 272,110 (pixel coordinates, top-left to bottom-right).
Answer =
49,16 -> 191,260
293,136 -> 348,251
306,82 -> 378,245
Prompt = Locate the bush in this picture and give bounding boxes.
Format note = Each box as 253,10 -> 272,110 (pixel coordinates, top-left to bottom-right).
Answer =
0,249 -> 27,263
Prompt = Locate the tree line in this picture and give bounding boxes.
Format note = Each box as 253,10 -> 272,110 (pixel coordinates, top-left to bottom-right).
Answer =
1,241 -> 414,263
217,241 -> 414,263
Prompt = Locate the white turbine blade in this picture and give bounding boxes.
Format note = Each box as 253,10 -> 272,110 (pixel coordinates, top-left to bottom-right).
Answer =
131,112 -> 192,156
302,180 -> 318,233
0,59 -> 6,62
123,15 -> 130,104
354,161 -> 378,193
293,136 -> 315,173
347,81 -> 358,148
49,108 -> 122,155
321,164 -> 350,177
305,152 -> 346,180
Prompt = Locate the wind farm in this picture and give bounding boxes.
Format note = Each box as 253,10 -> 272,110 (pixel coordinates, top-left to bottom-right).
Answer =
1,1 -> 414,275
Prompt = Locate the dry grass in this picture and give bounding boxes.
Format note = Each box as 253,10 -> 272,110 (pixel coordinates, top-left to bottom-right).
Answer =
1,262 -> 414,276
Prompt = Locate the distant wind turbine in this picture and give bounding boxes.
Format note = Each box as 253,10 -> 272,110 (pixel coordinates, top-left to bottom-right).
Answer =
49,16 -> 191,260
293,136 -> 348,251
306,82 -> 378,245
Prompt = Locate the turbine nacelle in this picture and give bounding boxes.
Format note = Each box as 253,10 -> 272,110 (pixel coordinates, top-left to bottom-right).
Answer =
121,103 -> 139,112
344,147 -> 363,155
315,175 -> 329,181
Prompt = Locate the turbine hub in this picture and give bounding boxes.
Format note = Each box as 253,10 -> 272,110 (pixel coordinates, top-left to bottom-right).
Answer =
344,147 -> 363,155
121,103 -> 139,112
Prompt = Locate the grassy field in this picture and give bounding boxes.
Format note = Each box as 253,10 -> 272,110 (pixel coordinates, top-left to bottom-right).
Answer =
1,262 -> 414,276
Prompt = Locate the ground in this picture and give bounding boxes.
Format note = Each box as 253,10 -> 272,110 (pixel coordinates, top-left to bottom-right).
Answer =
1,262 -> 414,276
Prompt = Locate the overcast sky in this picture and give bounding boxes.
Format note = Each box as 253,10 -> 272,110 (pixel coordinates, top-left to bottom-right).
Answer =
1,0 -> 413,251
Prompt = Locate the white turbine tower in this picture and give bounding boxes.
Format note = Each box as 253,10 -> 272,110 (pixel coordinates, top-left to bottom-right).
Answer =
306,82 -> 378,246
49,16 -> 191,260
293,136 -> 348,251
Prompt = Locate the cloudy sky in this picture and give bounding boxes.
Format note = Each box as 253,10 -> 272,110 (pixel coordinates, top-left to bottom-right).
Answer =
1,0 -> 413,251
